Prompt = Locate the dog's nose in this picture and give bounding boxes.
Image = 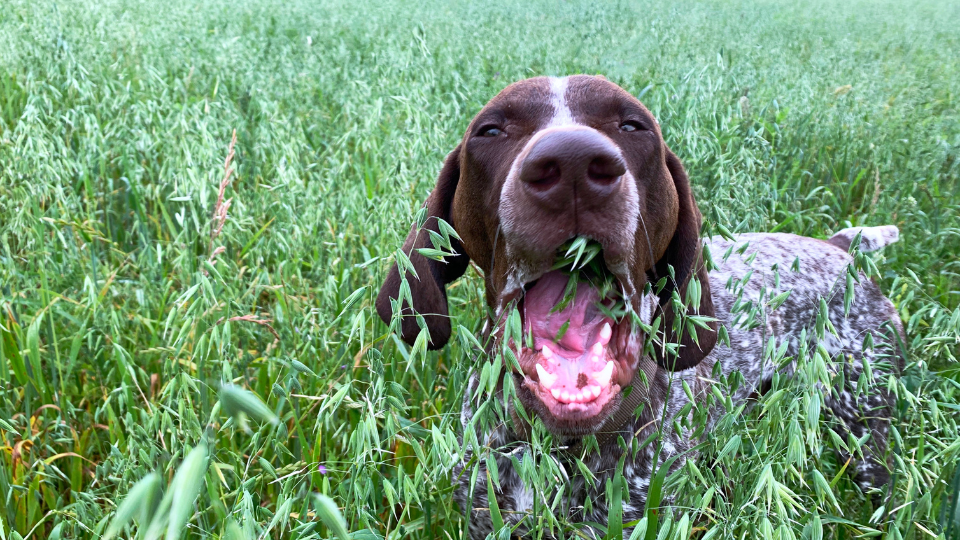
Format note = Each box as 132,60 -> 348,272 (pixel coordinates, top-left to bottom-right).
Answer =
519,128 -> 626,206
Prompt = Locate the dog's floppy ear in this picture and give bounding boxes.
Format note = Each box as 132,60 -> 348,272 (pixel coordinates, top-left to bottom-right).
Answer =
649,149 -> 717,370
376,145 -> 470,350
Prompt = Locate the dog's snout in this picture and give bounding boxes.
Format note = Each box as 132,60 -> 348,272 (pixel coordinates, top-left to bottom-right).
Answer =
518,129 -> 625,203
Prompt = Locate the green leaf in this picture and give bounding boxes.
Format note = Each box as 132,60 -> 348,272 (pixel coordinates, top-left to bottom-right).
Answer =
258,457 -> 278,480
437,218 -> 462,242
643,451 -> 685,540
411,327 -> 429,363
394,248 -> 419,280
314,494 -> 351,540
605,474 -> 623,540
103,473 -> 162,540
331,285 -> 368,327
627,517 -> 648,540
713,434 -> 741,465
220,384 -> 279,430
290,359 -> 316,377
487,467 -> 505,534
414,206 -> 428,229
352,530 -> 385,540
415,247 -> 451,262
811,469 -> 840,511
222,519 -> 249,540
555,319 -> 570,342
767,290 -> 791,310
166,443 -> 209,540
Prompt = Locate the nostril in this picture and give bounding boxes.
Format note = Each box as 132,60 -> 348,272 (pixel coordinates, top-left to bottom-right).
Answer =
587,157 -> 626,185
521,160 -> 562,190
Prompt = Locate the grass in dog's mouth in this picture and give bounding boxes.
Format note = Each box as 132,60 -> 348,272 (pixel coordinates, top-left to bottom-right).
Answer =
519,237 -> 630,350
545,237 -> 628,322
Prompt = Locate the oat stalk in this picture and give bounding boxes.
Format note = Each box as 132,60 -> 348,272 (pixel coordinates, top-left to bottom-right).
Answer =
208,129 -> 238,266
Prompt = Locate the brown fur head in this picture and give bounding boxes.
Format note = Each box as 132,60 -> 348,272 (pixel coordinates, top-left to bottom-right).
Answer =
377,75 -> 716,435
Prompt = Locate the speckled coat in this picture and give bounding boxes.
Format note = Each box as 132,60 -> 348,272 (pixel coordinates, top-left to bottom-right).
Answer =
453,232 -> 903,539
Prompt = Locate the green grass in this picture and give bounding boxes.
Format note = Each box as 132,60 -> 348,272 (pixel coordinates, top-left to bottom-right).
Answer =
1,0 -> 959,537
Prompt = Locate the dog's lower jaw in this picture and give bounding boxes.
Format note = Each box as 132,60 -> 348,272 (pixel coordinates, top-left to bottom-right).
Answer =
514,373 -> 625,437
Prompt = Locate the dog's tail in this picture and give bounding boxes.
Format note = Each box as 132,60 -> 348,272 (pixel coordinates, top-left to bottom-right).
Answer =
827,225 -> 900,253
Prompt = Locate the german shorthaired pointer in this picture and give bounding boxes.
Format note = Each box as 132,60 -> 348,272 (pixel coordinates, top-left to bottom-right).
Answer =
376,75 -> 903,538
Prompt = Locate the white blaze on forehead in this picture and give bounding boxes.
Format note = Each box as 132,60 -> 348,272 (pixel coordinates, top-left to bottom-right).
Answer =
547,76 -> 575,127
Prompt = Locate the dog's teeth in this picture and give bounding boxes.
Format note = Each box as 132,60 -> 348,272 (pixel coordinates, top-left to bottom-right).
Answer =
551,388 -> 561,400
591,342 -> 603,357
561,390 -> 571,403
595,361 -> 614,386
590,385 -> 601,399
541,344 -> 557,363
536,364 -> 558,389
599,323 -> 612,344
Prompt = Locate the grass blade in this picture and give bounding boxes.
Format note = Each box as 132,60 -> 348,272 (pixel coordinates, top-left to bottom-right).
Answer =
314,494 -> 351,540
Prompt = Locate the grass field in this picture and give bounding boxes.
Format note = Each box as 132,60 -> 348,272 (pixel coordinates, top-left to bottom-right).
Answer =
1,0 -> 960,537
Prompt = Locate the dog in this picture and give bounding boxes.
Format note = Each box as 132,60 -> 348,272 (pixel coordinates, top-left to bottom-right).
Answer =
375,75 -> 903,538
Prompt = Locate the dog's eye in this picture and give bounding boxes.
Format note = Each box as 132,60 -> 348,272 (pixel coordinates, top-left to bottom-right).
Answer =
619,121 -> 643,132
478,125 -> 503,137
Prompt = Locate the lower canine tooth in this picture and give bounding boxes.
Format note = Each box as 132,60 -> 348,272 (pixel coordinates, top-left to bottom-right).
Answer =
595,361 -> 614,386
536,364 -> 558,389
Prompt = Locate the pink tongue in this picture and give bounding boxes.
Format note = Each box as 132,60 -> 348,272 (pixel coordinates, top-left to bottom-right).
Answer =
524,271 -> 607,353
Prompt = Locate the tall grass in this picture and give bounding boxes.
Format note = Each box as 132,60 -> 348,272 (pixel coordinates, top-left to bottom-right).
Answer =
0,0 -> 958,537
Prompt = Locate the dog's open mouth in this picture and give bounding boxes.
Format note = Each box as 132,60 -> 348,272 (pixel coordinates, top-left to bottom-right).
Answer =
511,244 -> 642,423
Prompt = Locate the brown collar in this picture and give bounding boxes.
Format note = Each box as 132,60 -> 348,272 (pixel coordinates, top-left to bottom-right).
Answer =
509,358 -> 659,456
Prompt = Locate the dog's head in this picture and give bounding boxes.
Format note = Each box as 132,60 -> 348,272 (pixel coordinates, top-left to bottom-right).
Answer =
376,75 -> 716,436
